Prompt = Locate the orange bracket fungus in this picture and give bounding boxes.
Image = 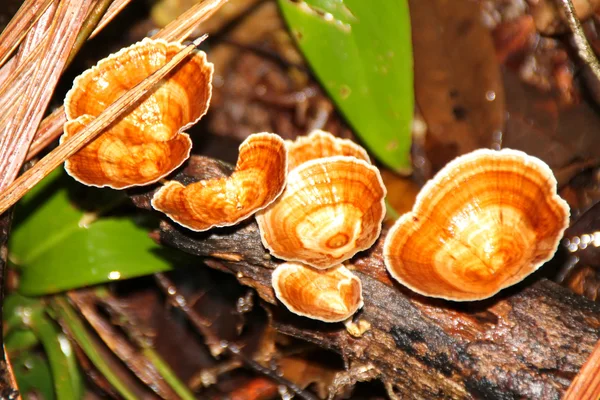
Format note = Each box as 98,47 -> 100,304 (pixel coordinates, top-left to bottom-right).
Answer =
383,148 -> 570,301
286,130 -> 371,171
151,133 -> 287,232
256,156 -> 386,269
62,38 -> 213,189
272,262 -> 363,323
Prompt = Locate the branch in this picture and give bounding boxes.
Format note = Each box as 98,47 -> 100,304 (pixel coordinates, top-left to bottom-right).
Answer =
131,155 -> 600,399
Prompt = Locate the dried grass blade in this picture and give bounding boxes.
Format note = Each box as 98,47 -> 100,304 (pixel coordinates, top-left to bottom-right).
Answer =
0,0 -> 88,115
15,0 -> 60,58
26,0 -> 229,162
564,340 -> 600,400
0,36 -> 208,215
0,0 -> 54,68
91,0 -> 135,38
27,107 -> 66,161
0,0 -> 57,88
0,38 -> 46,121
154,0 -> 228,42
0,0 -> 92,191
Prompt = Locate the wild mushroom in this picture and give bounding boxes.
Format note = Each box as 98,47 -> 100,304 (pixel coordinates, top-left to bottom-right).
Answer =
256,156 -> 386,269
151,133 -> 287,232
286,130 -> 370,171
272,262 -> 363,323
62,38 -> 213,189
383,148 -> 570,301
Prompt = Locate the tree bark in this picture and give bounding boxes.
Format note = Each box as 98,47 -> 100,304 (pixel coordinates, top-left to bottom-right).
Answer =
131,156 -> 600,400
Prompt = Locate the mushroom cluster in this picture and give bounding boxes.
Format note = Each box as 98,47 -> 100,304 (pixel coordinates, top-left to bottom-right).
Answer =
63,38 -> 570,324
257,131 -> 386,322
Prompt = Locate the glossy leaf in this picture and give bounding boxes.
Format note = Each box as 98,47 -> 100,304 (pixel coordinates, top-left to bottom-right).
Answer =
278,0 -> 414,173
9,170 -> 173,296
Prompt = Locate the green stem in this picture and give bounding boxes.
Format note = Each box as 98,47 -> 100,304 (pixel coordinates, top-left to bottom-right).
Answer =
142,348 -> 196,400
29,311 -> 82,400
65,0 -> 115,67
50,297 -> 138,400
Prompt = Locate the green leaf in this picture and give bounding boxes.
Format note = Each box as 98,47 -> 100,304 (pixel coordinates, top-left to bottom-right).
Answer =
5,329 -> 39,353
9,170 -> 173,296
12,353 -> 55,400
278,0 -> 414,173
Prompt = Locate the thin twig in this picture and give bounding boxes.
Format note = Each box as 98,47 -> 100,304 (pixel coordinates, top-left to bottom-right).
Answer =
0,35 -> 208,216
154,272 -> 319,400
556,0 -> 600,105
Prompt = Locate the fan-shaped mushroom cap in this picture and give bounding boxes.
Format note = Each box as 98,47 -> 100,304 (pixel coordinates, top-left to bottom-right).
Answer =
63,38 -> 213,188
384,148 -> 570,301
256,156 -> 386,269
272,262 -> 363,323
151,133 -> 287,232
62,115 -> 192,188
286,130 -> 370,171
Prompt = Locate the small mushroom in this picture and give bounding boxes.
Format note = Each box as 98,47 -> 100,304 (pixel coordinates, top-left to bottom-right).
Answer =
256,156 -> 386,269
63,38 -> 213,188
286,130 -> 370,171
151,133 -> 287,232
384,148 -> 570,301
272,262 -> 363,323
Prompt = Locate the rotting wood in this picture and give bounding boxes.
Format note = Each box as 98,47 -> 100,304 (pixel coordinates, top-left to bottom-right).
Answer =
131,155 -> 600,399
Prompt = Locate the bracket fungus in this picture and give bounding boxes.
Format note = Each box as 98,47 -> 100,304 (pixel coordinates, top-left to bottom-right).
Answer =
383,148 -> 570,301
151,133 -> 287,232
286,130 -> 371,171
62,38 -> 213,189
272,262 -> 363,323
256,156 -> 386,269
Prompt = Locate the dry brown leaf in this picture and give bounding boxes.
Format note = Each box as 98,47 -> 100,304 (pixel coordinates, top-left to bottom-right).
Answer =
502,70 -> 600,178
410,0 -> 505,174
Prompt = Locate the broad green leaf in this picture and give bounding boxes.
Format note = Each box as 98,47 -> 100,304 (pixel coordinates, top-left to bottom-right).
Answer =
278,0 -> 414,173
9,170 -> 173,296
